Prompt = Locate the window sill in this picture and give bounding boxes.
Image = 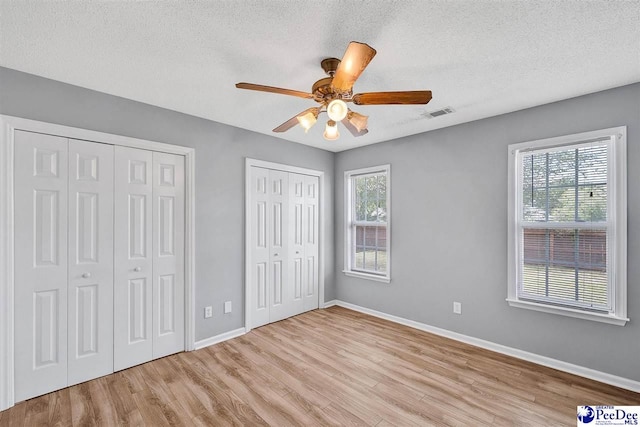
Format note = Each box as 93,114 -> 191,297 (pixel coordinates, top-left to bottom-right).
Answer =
506,298 -> 629,326
343,270 -> 391,284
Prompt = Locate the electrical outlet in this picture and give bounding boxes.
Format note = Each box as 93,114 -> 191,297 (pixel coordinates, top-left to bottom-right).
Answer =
224,301 -> 232,314
204,306 -> 213,318
453,301 -> 462,315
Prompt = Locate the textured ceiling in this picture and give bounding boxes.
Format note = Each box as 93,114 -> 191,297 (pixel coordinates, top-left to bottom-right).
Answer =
1,1 -> 639,152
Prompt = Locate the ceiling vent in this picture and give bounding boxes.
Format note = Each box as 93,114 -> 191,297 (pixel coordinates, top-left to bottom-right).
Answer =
424,106 -> 455,119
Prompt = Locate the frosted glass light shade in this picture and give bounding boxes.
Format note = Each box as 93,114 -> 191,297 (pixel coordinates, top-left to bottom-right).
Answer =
347,111 -> 368,132
296,111 -> 317,133
327,99 -> 348,121
323,120 -> 339,140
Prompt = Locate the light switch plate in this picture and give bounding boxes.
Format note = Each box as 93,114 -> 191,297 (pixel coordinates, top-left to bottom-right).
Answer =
224,301 -> 232,314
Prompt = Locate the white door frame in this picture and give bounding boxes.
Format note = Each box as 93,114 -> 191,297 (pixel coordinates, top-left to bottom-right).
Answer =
244,158 -> 325,332
0,115 -> 196,411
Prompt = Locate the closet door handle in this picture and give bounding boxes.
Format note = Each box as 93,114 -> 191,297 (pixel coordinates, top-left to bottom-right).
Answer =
82,272 -> 91,278
133,267 -> 142,272
295,251 -> 300,254
273,253 -> 279,257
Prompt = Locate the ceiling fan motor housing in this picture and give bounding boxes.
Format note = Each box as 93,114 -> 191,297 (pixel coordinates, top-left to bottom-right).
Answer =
313,58 -> 353,103
312,77 -> 352,103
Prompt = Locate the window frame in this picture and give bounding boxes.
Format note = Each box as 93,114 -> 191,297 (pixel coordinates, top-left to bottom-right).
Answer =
507,127 -> 627,326
343,164 -> 391,283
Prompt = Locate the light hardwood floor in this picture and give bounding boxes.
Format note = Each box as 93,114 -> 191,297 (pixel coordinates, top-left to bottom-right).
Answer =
1,306 -> 638,426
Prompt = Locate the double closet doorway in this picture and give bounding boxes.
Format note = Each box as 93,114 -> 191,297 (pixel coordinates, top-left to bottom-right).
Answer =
0,116 -> 195,408
245,159 -> 324,331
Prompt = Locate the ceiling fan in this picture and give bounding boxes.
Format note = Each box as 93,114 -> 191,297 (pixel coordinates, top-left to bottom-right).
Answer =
236,41 -> 432,141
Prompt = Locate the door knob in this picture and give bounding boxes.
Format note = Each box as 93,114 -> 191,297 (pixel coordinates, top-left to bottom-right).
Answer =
134,267 -> 141,272
82,272 -> 91,278
296,251 -> 300,254
274,253 -> 279,257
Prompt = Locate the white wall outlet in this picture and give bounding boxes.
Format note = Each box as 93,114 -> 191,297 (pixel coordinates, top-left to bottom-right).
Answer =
453,301 -> 462,315
204,306 -> 213,318
224,301 -> 232,314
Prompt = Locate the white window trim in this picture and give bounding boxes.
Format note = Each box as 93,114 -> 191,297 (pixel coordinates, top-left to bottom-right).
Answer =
507,126 -> 628,326
343,164 -> 391,283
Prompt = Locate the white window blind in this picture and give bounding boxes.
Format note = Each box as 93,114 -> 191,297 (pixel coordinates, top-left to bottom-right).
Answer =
508,127 -> 627,325
518,142 -> 610,311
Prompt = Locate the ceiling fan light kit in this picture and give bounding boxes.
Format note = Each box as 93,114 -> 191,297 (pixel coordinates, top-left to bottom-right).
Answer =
346,110 -> 368,133
236,41 -> 432,141
296,110 -> 318,133
327,99 -> 348,121
323,120 -> 339,141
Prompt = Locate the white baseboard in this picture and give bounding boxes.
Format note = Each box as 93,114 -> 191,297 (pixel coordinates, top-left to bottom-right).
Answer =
330,300 -> 640,393
194,327 -> 246,350
323,299 -> 338,308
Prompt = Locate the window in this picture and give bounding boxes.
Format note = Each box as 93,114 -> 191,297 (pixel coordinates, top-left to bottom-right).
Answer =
344,165 -> 390,283
508,127 -> 627,325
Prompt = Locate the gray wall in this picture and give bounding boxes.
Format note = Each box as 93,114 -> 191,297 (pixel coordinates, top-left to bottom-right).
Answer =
335,83 -> 640,381
0,67 -> 335,341
3,65 -> 638,381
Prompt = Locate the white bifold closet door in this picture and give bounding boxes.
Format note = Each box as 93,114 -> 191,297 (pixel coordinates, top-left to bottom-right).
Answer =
14,131 -> 186,402
300,174 -> 319,312
250,167 -> 319,329
152,152 -> 185,360
114,147 -> 184,371
14,132 -> 114,401
67,139 -> 114,386
289,173 -> 320,316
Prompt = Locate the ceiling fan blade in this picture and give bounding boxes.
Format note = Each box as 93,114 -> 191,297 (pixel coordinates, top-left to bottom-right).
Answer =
273,107 -> 319,133
352,90 -> 432,105
236,82 -> 314,99
341,117 -> 368,137
331,41 -> 377,93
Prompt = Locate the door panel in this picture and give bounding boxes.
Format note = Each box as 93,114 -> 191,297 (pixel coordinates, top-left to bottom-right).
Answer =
250,167 -> 270,328
33,289 -> 60,367
34,190 -> 59,265
303,175 -> 319,312
158,275 -> 175,334
129,194 -> 148,258
75,284 -> 98,356
288,173 -> 305,317
14,131 -> 68,402
152,152 -> 185,359
128,278 -> 148,341
267,170 -> 289,323
114,146 -> 153,371
67,139 -> 114,386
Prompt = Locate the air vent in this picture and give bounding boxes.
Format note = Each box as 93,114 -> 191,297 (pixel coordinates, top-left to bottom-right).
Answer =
424,106 -> 455,119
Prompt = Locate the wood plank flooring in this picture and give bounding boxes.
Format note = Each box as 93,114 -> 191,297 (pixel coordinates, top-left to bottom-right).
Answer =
2,306 -> 639,426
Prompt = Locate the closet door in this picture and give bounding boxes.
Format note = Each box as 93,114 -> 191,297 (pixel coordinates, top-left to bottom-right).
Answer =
288,173 -> 306,317
303,175 -> 320,311
67,140 -> 114,385
152,152 -> 185,359
249,166 -> 270,328
14,131 -> 69,402
249,166 -> 319,328
303,175 -> 319,312
267,170 -> 290,323
114,146 -> 153,371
